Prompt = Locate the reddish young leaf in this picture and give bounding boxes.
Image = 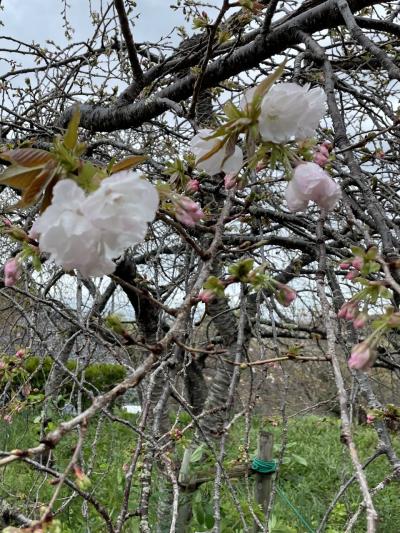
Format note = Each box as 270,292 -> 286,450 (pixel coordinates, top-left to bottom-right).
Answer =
0,166 -> 42,190
0,148 -> 55,168
17,160 -> 58,208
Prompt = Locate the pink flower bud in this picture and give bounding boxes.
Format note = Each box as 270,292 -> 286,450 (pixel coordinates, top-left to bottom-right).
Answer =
4,258 -> 20,287
346,269 -> 360,281
15,349 -> 26,359
353,313 -> 367,329
348,341 -> 374,371
313,152 -> 329,167
321,140 -> 331,154
198,289 -> 215,303
285,162 -> 341,212
3,414 -> 12,424
224,173 -> 237,190
175,197 -> 204,227
275,283 -> 297,307
352,257 -> 363,270
313,141 -> 331,167
186,179 -> 200,193
338,301 -> 358,320
366,414 -> 375,424
339,262 -> 349,270
3,218 -> 12,227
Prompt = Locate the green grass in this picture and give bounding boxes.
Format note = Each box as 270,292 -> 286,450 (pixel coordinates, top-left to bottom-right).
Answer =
0,412 -> 399,532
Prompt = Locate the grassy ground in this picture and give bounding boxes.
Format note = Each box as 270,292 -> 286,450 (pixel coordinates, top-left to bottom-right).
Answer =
0,412 -> 398,532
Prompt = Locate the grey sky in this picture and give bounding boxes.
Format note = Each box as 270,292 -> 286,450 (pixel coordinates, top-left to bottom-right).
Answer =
2,0 -> 183,44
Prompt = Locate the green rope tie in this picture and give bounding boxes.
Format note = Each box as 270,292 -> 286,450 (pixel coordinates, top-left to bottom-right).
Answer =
251,458 -> 277,474
252,457 -> 316,533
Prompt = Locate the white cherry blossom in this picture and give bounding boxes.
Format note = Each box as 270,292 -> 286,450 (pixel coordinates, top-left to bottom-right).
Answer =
285,162 -> 341,212
190,128 -> 243,176
32,172 -> 158,277
258,83 -> 326,144
85,171 -> 159,256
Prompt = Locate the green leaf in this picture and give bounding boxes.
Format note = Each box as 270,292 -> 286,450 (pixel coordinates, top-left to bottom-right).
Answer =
223,100 -> 242,120
365,246 -> 378,260
252,60 -> 287,103
204,507 -> 215,529
193,502 -> 205,526
228,258 -> 254,281
190,445 -> 204,463
76,162 -> 102,192
63,106 -> 80,150
203,276 -> 225,297
351,246 -> 364,256
292,453 -> 308,467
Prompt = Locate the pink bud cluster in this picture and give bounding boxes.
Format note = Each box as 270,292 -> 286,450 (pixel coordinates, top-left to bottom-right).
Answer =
313,141 -> 331,167
337,301 -> 367,329
175,196 -> 204,227
339,256 -> 364,280
4,257 -> 21,287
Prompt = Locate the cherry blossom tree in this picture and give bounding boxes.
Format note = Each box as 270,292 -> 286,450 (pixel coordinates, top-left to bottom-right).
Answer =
1,1 -> 400,532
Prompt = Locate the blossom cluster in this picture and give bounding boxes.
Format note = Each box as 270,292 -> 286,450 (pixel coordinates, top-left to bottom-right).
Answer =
32,171 -> 158,277
189,80 -> 341,213
190,83 -> 327,177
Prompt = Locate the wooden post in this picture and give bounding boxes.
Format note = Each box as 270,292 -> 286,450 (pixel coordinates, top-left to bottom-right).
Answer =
253,431 -> 274,532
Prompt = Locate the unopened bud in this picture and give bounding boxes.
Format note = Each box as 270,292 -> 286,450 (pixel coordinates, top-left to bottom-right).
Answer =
346,269 -> 359,281
348,340 -> 375,371
353,313 -> 367,329
186,179 -> 200,193
352,257 -> 363,270
198,289 -> 215,304
4,257 -> 21,287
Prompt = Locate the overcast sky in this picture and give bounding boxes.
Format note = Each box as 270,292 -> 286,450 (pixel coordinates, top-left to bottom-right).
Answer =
2,0 -> 176,43
1,0 -> 222,46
